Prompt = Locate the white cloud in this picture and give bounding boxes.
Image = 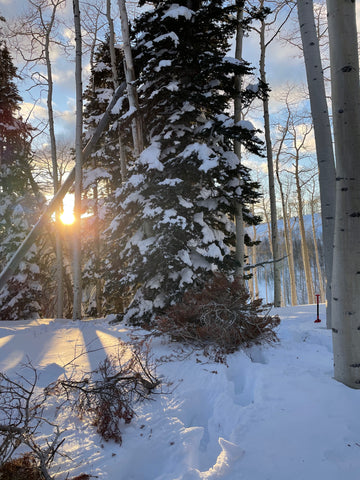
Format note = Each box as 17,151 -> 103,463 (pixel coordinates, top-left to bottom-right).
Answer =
52,68 -> 75,91
20,102 -> 48,122
294,123 -> 316,152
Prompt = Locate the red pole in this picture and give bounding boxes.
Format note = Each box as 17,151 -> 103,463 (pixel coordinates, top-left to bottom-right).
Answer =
314,294 -> 321,323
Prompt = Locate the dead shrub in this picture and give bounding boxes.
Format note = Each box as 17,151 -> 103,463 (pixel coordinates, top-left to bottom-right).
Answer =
155,273 -> 280,359
0,453 -> 45,480
0,364 -> 64,480
48,342 -> 160,444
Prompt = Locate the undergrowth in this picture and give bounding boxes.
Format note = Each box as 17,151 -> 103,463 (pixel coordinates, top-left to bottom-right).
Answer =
155,273 -> 280,360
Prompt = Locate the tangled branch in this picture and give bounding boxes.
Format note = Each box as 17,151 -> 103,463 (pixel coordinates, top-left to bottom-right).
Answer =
48,341 -> 160,444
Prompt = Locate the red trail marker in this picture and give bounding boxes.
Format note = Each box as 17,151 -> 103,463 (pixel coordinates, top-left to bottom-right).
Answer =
314,294 -> 321,323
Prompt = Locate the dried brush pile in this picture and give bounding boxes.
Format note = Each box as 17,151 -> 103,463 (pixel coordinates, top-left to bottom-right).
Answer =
155,274 -> 280,359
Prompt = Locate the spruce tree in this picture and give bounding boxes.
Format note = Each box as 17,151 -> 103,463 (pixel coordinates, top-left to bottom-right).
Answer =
82,38 -> 129,315
105,0 -> 263,323
0,40 -> 43,320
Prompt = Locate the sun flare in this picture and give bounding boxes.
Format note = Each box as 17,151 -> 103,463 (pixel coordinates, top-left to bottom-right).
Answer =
60,210 -> 75,225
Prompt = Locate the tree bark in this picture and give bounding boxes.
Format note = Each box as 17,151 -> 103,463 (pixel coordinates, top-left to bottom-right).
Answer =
42,2 -> 64,318
72,0 -> 83,320
252,222 -> 259,298
118,0 -> 143,157
259,14 -> 281,307
327,0 -> 360,388
234,2 -> 245,283
297,0 -> 336,327
106,0 -> 127,181
310,194 -> 325,302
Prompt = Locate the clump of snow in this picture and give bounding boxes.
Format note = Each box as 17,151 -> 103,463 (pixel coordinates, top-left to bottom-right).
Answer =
139,142 -> 164,171
237,119 -> 256,131
222,151 -> 239,170
126,230 -> 156,255
155,59 -> 172,72
166,81 -> 180,92
162,4 -> 194,20
181,143 -> 219,173
159,178 -> 182,186
154,32 -> 179,46
83,167 -> 111,189
111,95 -> 125,115
222,56 -> 244,66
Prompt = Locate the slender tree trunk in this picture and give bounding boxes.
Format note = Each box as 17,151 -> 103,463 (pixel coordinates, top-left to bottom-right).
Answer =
295,155 -> 314,304
245,244 -> 254,299
327,0 -> 360,388
88,19 -> 103,318
282,269 -> 287,306
106,0 -> 128,180
261,198 -> 272,254
278,181 -> 298,306
72,0 -> 83,320
286,209 -> 298,305
252,223 -> 259,298
118,0 -> 143,156
275,115 -> 297,306
297,0 -> 336,327
43,7 -> 64,318
264,267 -> 268,304
310,197 -> 325,302
92,180 -> 102,316
234,2 -> 245,283
259,15 -> 281,307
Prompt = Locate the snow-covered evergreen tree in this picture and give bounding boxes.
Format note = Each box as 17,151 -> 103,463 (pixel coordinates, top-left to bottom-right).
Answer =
104,0 -> 263,323
0,40 -> 43,320
82,38 -> 129,315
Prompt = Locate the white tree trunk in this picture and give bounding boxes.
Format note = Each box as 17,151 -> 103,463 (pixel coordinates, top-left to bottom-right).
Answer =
72,0 -> 83,320
259,17 -> 281,307
297,0 -> 336,327
310,197 -> 325,302
327,0 -> 360,388
106,0 -> 128,181
118,0 -> 143,156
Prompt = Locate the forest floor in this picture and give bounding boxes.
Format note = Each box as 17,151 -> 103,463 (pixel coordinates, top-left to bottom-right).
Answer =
1,303 -> 359,480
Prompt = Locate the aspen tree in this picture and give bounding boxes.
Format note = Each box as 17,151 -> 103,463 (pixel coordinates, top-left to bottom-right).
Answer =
118,0 -> 143,156
327,0 -> 360,388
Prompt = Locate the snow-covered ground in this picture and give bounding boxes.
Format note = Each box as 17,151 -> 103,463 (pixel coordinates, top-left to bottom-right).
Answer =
1,304 -> 360,479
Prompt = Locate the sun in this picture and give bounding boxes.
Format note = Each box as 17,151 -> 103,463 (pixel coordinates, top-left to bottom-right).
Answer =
60,210 -> 75,225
